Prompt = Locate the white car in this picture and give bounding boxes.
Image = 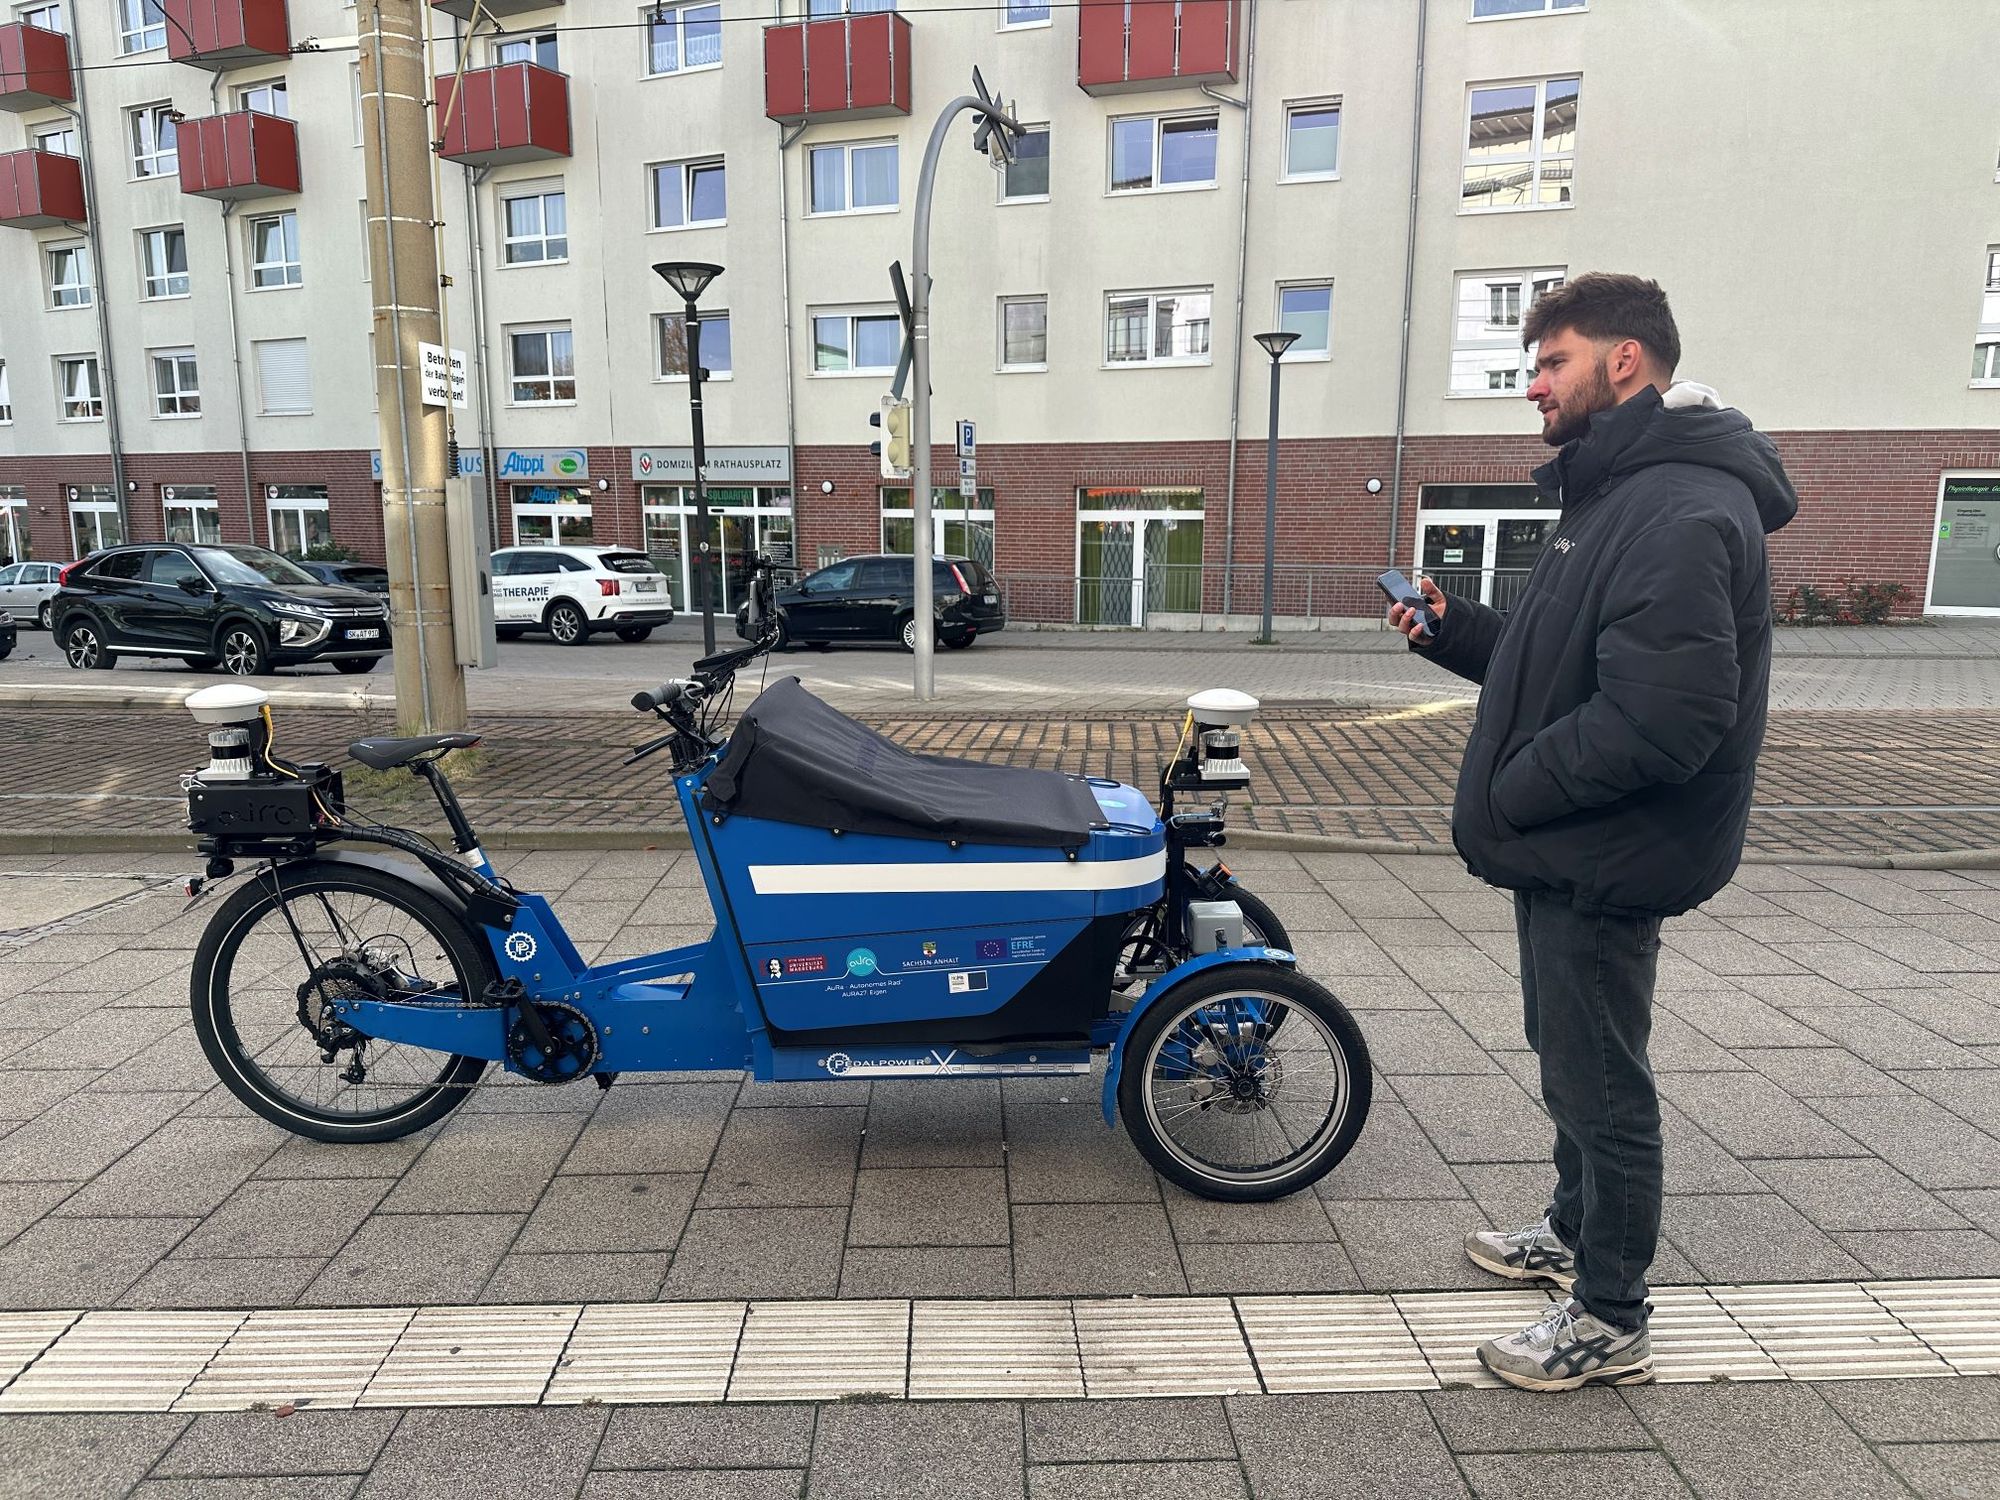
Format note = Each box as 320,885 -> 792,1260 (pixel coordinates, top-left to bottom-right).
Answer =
491,545 -> 676,645
0,561 -> 69,630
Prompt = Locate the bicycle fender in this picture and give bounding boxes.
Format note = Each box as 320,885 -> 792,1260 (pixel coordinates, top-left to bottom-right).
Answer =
1101,946 -> 1297,1127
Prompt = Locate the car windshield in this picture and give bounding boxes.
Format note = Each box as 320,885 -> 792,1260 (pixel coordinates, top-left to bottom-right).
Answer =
192,546 -> 323,588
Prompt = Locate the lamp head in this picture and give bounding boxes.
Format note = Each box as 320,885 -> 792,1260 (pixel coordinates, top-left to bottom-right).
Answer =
653,261 -> 723,302
1254,330 -> 1302,361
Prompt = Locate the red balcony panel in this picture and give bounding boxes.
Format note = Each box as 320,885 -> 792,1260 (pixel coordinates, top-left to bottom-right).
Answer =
431,0 -> 560,20
177,111 -> 301,201
0,148 -> 86,227
435,62 -> 570,167
1078,0 -> 1241,96
159,0 -> 289,70
763,13 -> 912,124
0,22 -> 74,111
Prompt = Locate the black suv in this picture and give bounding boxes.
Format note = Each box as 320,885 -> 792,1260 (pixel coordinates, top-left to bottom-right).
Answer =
736,554 -> 1004,650
295,559 -> 391,595
53,543 -> 392,676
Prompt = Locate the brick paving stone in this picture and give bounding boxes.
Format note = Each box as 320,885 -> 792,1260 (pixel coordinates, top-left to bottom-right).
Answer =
1748,1157 -> 1971,1231
1620,1383 -> 1909,1500
0,1413 -> 191,1500
662,1206 -> 847,1300
1655,1074 -> 1866,1159
1026,1462 -> 1247,1500
356,1407 -> 606,1500
1229,1392 -> 1470,1500
838,1246 -> 1014,1298
1455,1453 -> 1694,1499
1661,1193 -> 1868,1281
1012,1201 -> 1186,1297
808,1403 -> 1023,1500
154,1410 -> 400,1478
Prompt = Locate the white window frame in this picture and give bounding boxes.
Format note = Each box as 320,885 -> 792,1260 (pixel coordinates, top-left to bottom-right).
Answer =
1975,248 -> 2000,389
236,78 -> 288,117
808,138 -> 900,216
351,62 -> 363,147
808,0 -> 896,15
129,101 -> 177,179
17,0 -> 63,32
139,225 -> 189,299
1000,0 -> 1051,28
1103,287 -> 1214,368
499,186 -> 568,265
494,29 -> 558,68
0,360 -> 11,424
358,199 -> 371,281
649,156 -> 727,232
997,295 -> 1047,372
1108,111 -> 1220,195
248,210 -> 301,289
643,1 -> 721,78
117,0 -> 163,53
252,337 -> 312,415
150,346 -> 200,418
267,485 -> 330,556
56,354 -> 102,421
997,124 -> 1049,204
33,123 -> 78,156
1281,98 -> 1341,183
162,485 -> 221,544
48,241 -> 92,308
810,306 -> 902,377
655,309 -> 731,382
1471,0 -> 1586,18
1449,266 -> 1565,397
507,323 -> 576,405
1461,75 -> 1579,213
1276,281 -> 1333,362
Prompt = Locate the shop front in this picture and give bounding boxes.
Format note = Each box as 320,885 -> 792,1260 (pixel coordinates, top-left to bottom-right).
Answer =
1929,474 -> 2000,617
500,448 -> 593,546
634,447 -> 793,612
1414,483 -> 1561,611
881,486 -> 994,566
1076,486 -> 1205,626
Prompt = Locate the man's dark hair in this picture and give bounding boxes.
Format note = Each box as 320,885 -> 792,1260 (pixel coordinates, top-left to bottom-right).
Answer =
1522,272 -> 1680,375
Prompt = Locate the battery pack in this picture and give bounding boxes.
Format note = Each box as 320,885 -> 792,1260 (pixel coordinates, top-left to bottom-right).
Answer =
1187,899 -> 1245,954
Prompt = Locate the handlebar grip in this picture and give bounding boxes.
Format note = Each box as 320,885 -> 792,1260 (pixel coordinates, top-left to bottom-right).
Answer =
632,683 -> 681,713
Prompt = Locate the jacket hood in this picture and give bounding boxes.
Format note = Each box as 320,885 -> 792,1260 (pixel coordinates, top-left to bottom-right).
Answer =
1538,381 -> 1798,535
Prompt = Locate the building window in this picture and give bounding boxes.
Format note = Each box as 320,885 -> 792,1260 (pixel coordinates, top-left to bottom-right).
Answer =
139,226 -> 189,299
0,360 -> 11,423
809,0 -> 895,13
253,337 -> 311,414
70,486 -> 121,554
1976,249 -> 2000,387
150,347 -> 200,417
57,355 -> 102,420
1277,282 -> 1333,359
33,123 -> 78,156
1002,0 -> 1049,24
358,200 -> 371,280
508,325 -> 576,404
645,1 -> 721,76
1105,288 -> 1212,366
249,211 -> 301,288
650,157 -> 726,230
809,140 -> 898,214
811,308 -> 901,374
1110,112 -> 1218,193
268,484 -> 330,556
1451,267 -> 1565,394
1000,125 -> 1049,201
656,310 -> 731,380
237,78 -> 288,116
495,30 -> 557,68
501,188 -> 567,264
998,295 -> 1047,370
1283,100 -> 1340,181
162,484 -> 220,544
1463,76 -> 1578,210
117,0 -> 163,52
46,242 -> 91,308
17,0 -> 63,32
130,102 -> 178,178
1472,0 -> 1585,16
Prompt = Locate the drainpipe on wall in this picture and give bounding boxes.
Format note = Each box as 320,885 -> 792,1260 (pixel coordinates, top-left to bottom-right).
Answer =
453,17 -> 500,544
1204,0 -> 1255,618
777,120 -> 806,560
210,69 -> 256,542
1386,0 -> 1430,569
59,25 -> 127,535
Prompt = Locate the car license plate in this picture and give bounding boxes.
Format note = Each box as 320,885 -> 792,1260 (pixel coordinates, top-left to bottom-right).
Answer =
634,579 -> 657,593
347,628 -> 380,641
983,593 -> 998,604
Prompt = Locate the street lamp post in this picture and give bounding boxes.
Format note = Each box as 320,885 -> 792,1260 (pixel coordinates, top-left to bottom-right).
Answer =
654,261 -> 725,657
1251,330 -> 1300,645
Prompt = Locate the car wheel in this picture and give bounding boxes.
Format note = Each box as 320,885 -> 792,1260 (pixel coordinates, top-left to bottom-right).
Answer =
333,657 -> 380,674
547,600 -> 589,646
943,631 -> 976,650
219,624 -> 272,677
613,625 -> 653,643
181,655 -> 219,671
898,615 -> 918,652
63,619 -> 114,671
0,640 -> 11,661
37,600 -> 53,630
767,611 -> 792,651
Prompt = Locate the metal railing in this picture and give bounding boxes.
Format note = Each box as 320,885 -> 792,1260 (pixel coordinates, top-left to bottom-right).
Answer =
996,565 -> 1538,628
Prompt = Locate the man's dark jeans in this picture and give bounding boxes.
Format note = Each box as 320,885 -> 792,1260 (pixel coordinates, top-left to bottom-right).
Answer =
1514,889 -> 1664,1333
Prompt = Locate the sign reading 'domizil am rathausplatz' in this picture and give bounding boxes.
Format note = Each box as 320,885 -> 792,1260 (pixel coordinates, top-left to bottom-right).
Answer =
631,447 -> 791,483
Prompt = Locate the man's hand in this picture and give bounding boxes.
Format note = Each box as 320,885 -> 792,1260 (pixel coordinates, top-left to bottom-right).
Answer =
1388,575 -> 1447,647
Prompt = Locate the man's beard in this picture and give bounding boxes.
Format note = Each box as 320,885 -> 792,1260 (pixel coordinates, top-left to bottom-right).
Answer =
1542,358 -> 1616,447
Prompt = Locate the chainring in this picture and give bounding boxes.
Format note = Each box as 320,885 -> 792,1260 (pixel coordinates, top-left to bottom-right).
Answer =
506,1000 -> 600,1084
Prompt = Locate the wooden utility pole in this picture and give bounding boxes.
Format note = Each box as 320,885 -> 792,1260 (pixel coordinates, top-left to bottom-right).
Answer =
360,0 -> 465,733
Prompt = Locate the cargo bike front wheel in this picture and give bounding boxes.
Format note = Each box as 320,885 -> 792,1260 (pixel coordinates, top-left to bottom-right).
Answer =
1117,963 -> 1370,1202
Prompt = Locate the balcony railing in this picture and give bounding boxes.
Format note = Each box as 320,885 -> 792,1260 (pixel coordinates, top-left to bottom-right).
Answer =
0,147 -> 86,227
0,21 -> 73,111
159,0 -> 289,69
764,12 -> 912,124
177,110 -> 301,200
435,62 -> 572,167
1077,0 -> 1241,96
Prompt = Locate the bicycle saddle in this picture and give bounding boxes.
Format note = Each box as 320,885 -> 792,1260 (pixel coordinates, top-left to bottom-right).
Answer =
348,732 -> 481,770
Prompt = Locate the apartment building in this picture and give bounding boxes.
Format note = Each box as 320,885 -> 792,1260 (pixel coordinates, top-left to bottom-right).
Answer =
1,0 -> 1996,625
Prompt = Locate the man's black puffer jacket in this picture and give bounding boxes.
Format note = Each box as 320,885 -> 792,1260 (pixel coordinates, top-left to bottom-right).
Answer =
1422,382 -> 1799,917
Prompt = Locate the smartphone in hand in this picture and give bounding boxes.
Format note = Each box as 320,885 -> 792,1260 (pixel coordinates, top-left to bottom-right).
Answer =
1376,570 -> 1439,640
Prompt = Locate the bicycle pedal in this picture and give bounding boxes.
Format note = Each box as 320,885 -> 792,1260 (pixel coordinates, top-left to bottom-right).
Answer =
480,977 -> 526,1010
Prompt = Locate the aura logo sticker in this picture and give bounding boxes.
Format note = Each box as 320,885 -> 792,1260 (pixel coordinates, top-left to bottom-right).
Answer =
846,948 -> 879,977
504,932 -> 538,963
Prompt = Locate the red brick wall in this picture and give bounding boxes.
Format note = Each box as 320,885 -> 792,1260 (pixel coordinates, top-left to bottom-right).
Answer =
9,429 -> 1995,616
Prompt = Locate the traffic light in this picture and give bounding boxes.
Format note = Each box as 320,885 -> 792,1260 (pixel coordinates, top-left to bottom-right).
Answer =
870,395 -> 912,478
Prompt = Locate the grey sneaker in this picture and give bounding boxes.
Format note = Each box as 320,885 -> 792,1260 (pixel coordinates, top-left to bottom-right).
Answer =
1477,1298 -> 1653,1392
1464,1214 -> 1578,1291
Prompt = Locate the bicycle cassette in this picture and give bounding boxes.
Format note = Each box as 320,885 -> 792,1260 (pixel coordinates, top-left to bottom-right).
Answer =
506,1000 -> 599,1084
